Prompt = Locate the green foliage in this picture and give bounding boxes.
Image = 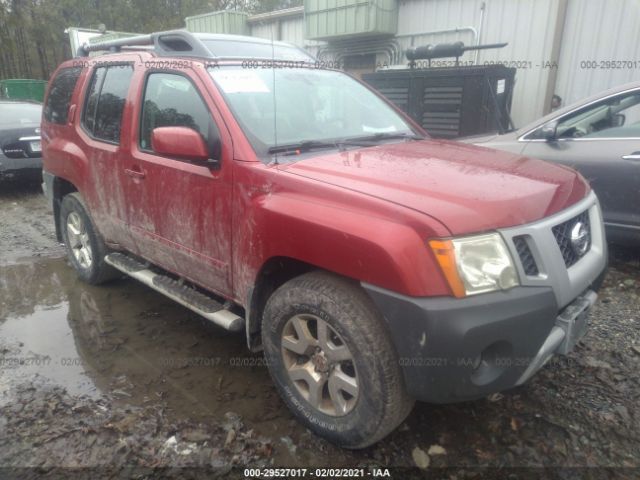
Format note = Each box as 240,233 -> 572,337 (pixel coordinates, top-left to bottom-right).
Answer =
0,0 -> 302,81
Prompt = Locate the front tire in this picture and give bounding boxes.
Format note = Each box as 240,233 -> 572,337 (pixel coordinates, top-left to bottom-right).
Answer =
262,271 -> 414,448
59,193 -> 119,285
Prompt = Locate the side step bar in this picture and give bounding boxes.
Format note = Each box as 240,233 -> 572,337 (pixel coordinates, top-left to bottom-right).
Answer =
105,253 -> 244,332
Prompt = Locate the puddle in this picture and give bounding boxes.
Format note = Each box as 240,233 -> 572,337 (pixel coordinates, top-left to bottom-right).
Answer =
0,304 -> 98,402
0,258 -> 97,403
0,257 -> 314,459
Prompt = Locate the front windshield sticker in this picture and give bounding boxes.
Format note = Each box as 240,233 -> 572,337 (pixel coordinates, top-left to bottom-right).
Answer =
210,71 -> 270,94
362,125 -> 398,133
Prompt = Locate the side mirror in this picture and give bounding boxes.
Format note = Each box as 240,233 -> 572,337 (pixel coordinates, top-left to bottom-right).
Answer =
151,126 -> 215,164
540,121 -> 558,141
612,113 -> 625,127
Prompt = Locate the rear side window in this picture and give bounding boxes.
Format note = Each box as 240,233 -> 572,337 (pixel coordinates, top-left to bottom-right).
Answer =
139,72 -> 214,151
82,65 -> 134,143
44,67 -> 82,124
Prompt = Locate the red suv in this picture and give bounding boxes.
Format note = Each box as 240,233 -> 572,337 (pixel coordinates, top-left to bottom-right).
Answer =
42,31 -> 607,448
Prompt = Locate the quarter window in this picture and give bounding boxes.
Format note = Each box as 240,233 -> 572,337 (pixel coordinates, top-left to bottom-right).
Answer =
82,65 -> 134,143
44,67 -> 82,124
140,73 -> 214,152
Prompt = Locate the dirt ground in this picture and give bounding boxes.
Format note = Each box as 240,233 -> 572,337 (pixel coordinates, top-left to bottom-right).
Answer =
1,180 -> 639,478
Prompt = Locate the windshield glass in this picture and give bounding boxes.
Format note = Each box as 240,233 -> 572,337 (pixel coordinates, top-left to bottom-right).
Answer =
209,66 -> 415,158
0,103 -> 42,126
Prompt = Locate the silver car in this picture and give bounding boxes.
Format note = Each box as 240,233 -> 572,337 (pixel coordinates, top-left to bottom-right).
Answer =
464,82 -> 640,246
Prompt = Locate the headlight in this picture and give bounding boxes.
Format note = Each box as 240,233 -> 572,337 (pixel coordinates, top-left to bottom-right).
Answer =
429,233 -> 519,297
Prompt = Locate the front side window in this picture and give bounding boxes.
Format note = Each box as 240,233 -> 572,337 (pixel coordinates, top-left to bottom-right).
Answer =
578,92 -> 640,139
532,90 -> 640,140
140,73 -> 214,152
82,65 -> 134,143
209,66 -> 415,159
44,67 -> 82,124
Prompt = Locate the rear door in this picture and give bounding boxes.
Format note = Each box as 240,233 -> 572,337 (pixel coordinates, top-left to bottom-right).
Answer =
123,68 -> 234,296
78,63 -> 136,248
522,89 -> 640,238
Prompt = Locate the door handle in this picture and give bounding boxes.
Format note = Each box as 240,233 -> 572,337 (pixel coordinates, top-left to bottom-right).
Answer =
622,153 -> 640,161
68,104 -> 77,124
124,167 -> 146,179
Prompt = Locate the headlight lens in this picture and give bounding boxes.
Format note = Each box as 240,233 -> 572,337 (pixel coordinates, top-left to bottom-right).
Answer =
430,233 -> 519,297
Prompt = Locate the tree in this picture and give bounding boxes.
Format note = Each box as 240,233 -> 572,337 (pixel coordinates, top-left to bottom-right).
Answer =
0,0 -> 302,81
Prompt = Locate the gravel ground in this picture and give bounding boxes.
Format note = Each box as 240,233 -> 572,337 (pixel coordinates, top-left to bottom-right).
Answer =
0,180 -> 639,479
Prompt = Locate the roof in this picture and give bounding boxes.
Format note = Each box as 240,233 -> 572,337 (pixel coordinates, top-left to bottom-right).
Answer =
77,29 -> 315,62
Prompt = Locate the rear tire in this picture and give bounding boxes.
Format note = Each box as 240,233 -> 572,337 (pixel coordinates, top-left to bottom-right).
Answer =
59,193 -> 120,285
262,271 -> 414,449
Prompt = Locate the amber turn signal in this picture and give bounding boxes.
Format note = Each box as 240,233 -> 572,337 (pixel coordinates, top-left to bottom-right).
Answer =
428,239 -> 466,298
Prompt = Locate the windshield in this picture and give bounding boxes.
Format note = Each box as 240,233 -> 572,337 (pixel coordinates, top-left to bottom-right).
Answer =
0,103 -> 42,126
209,66 -> 416,159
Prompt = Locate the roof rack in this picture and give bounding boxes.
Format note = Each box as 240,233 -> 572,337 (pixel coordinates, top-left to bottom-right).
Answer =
77,29 -> 315,62
78,30 -> 211,58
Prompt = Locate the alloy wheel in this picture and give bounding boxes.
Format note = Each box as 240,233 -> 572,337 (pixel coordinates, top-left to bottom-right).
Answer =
281,313 -> 359,416
66,211 -> 93,269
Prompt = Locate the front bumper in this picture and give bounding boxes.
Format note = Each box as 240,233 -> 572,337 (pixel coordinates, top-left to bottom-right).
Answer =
364,273 -> 604,403
0,154 -> 42,177
364,192 -> 608,404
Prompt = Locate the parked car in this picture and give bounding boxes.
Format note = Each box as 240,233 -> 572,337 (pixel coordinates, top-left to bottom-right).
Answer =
0,100 -> 42,181
42,31 -> 607,448
464,82 -> 640,246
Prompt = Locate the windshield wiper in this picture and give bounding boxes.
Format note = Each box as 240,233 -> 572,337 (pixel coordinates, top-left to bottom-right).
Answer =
267,138 -> 377,155
267,132 -> 425,156
267,140 -> 339,155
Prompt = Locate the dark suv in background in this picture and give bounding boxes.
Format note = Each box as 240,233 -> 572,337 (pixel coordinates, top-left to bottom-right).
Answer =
0,100 -> 42,182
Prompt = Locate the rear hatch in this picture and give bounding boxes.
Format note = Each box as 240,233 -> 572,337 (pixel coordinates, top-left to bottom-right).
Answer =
0,124 -> 42,159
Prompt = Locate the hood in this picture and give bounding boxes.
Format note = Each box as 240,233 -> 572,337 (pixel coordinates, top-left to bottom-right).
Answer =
457,132 -> 500,144
279,139 -> 589,236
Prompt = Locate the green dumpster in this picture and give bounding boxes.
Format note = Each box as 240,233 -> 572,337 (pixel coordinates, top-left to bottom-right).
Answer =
0,79 -> 48,103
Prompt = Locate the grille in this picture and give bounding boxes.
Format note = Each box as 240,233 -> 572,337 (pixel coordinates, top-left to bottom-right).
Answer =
513,236 -> 539,276
552,211 -> 591,268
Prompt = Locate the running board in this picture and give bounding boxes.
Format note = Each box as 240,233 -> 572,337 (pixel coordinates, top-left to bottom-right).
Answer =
104,253 -> 244,332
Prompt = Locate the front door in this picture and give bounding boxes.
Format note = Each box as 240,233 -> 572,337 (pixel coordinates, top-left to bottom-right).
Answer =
123,69 -> 233,296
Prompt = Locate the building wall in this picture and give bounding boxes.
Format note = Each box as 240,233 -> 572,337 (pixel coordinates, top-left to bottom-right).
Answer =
246,0 -> 635,128
281,16 -> 306,46
396,0 -> 564,127
249,14 -> 321,55
248,20 -> 275,40
554,0 -> 640,108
